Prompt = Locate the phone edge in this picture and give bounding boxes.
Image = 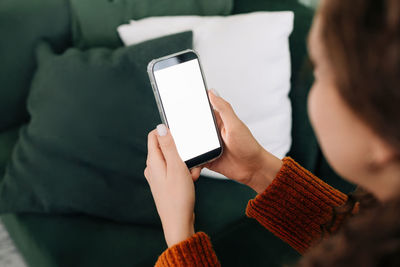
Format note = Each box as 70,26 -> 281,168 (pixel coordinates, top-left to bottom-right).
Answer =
147,50 -> 224,169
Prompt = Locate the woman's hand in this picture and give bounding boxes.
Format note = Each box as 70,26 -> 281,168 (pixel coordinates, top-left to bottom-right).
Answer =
144,124 -> 202,247
205,90 -> 283,194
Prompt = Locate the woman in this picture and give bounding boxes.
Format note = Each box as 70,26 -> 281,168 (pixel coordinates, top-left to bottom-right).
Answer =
144,0 -> 400,265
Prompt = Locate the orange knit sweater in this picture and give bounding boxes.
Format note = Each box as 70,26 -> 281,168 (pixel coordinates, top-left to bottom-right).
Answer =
155,157 -> 348,266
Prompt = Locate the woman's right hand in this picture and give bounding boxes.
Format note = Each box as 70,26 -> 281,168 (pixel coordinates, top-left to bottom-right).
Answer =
204,90 -> 283,194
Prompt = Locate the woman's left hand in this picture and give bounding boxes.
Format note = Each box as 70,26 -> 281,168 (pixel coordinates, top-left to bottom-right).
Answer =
144,124 -> 202,247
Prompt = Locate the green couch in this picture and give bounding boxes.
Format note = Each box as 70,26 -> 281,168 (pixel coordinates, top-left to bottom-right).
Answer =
0,0 -> 354,266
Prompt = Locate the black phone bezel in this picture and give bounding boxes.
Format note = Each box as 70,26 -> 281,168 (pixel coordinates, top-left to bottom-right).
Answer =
185,147 -> 223,169
153,51 -> 198,72
151,50 -> 223,169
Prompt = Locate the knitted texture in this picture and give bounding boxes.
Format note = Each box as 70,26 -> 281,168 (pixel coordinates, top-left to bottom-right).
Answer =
155,157 -> 348,265
155,232 -> 220,267
246,157 -> 348,254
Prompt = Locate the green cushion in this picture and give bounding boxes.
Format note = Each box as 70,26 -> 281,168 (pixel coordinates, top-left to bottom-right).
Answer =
0,32 -> 194,224
213,217 -> 300,266
0,128 -> 19,178
0,0 -> 70,132
1,174 -> 258,267
71,0 -> 233,48
1,213 -> 166,267
2,213 -> 300,267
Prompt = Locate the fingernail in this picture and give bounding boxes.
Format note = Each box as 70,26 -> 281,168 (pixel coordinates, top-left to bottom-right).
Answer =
210,89 -> 220,97
157,124 -> 167,136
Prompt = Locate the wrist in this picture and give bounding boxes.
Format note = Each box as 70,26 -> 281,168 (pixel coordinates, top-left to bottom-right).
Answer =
248,150 -> 283,194
165,222 -> 195,248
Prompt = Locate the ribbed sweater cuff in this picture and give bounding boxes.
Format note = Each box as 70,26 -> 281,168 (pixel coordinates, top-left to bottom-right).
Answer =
155,232 -> 220,267
246,157 -> 348,254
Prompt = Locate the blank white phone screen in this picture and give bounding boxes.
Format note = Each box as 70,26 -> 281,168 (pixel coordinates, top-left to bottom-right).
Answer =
154,59 -> 220,162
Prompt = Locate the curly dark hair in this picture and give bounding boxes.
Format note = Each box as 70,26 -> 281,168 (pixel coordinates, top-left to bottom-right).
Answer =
319,187 -> 378,238
298,195 -> 400,267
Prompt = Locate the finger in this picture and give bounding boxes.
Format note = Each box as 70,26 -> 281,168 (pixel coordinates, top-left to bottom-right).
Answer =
156,124 -> 183,166
147,130 -> 166,171
190,166 -> 202,181
203,161 -> 213,170
213,109 -> 223,130
144,167 -> 153,185
208,90 -> 239,129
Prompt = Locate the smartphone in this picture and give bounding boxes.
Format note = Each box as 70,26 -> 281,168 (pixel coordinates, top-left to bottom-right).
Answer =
147,50 -> 223,169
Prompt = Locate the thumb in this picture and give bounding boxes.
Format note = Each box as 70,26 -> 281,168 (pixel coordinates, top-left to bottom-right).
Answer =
208,90 -> 238,128
156,124 -> 182,165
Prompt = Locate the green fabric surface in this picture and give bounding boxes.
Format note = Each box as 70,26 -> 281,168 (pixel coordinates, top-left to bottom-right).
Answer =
0,128 -> 19,178
1,177 -> 258,267
0,32 -> 194,224
0,0 -> 71,132
70,0 -> 233,48
213,217 -> 300,266
2,213 -> 301,267
1,213 -> 166,267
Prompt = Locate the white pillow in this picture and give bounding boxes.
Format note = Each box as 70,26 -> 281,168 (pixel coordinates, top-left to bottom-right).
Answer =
118,12 -> 293,179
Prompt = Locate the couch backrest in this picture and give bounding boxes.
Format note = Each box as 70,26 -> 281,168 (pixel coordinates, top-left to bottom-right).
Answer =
0,0 -> 325,176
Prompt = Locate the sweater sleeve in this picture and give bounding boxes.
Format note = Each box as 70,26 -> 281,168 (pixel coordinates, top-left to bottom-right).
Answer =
155,232 -> 220,267
246,157 -> 348,254
155,157 -> 348,266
